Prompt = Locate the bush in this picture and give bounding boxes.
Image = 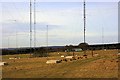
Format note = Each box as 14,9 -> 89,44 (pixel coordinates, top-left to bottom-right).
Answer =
33,47 -> 48,57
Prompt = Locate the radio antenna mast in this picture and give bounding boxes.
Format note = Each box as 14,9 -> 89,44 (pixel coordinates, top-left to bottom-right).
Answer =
34,0 -> 36,51
102,27 -> 104,49
46,25 -> 48,57
83,0 -> 86,43
30,0 -> 32,56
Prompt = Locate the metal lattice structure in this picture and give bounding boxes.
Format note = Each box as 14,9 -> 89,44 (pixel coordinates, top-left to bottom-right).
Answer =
83,0 -> 86,43
30,0 -> 32,56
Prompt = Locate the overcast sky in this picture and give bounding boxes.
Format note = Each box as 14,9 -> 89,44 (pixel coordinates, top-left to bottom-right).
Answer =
1,0 -> 119,48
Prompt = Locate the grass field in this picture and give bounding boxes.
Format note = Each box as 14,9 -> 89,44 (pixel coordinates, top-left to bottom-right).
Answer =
2,49 -> 119,78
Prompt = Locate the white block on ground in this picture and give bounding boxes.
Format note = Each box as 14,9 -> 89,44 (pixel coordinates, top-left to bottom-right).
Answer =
65,56 -> 74,59
46,60 -> 61,64
94,54 -> 99,57
117,53 -> 120,55
61,55 -> 65,58
9,57 -> 17,59
0,62 -> 8,66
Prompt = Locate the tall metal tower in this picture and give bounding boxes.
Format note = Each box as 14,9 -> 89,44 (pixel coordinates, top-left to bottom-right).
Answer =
30,0 -> 32,56
8,36 -> 10,49
102,27 -> 104,44
16,31 -> 18,48
102,27 -> 104,49
33,0 -> 36,55
34,0 -> 36,48
83,0 -> 86,43
46,25 -> 48,57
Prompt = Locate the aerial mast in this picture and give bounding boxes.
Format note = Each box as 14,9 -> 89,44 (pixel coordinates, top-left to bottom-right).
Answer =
46,25 -> 48,57
34,0 -> 36,53
30,0 -> 32,56
83,0 -> 86,43
83,0 -> 87,55
102,27 -> 104,49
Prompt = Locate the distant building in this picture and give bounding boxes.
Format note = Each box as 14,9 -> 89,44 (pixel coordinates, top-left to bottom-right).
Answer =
73,48 -> 82,52
65,49 -> 70,52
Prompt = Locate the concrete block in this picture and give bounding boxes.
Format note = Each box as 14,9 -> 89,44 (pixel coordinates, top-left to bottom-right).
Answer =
65,56 -> 74,59
0,62 -> 8,66
46,60 -> 61,64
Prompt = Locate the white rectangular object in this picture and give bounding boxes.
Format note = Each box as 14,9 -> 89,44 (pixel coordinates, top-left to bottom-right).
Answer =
46,60 -> 61,64
117,53 -> 120,55
0,62 -> 7,66
94,54 -> 99,57
61,55 -> 65,58
9,57 -> 17,59
65,56 -> 74,59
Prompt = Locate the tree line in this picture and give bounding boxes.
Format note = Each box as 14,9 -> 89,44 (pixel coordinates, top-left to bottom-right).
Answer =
1,43 -> 119,57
